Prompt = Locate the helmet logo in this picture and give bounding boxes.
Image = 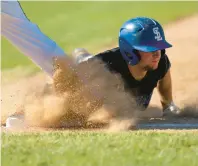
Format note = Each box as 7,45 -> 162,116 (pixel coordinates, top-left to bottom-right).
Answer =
153,27 -> 162,41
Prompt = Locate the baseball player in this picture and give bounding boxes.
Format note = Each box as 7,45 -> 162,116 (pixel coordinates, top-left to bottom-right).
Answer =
2,1 -> 180,128
73,17 -> 181,116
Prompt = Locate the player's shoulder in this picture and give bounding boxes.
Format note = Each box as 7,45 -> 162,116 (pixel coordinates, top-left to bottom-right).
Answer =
93,47 -> 122,63
85,47 -> 125,73
97,47 -> 120,55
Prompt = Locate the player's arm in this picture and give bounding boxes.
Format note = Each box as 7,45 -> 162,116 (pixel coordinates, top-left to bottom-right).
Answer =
157,69 -> 173,109
157,69 -> 181,116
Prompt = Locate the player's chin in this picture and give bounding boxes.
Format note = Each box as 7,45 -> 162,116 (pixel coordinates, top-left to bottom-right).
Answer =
152,65 -> 159,70
147,64 -> 159,71
151,61 -> 160,69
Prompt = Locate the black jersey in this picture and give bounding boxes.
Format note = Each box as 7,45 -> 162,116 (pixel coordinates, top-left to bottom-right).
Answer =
83,47 -> 171,109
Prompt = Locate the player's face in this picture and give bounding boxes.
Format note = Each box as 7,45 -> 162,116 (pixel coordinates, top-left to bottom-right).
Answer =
138,50 -> 161,70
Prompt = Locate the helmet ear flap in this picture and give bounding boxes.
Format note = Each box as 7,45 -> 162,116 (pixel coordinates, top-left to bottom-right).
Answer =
124,51 -> 133,59
133,49 -> 141,61
119,38 -> 140,65
124,50 -> 141,61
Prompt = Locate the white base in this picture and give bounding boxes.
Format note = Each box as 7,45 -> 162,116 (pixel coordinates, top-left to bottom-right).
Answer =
6,115 -> 25,128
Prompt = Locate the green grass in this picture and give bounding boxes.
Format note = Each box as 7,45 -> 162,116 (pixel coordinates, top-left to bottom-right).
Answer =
2,131 -> 198,166
1,1 -> 198,70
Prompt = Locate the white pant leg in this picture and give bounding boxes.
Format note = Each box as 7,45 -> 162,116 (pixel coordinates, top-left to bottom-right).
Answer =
1,1 -> 67,77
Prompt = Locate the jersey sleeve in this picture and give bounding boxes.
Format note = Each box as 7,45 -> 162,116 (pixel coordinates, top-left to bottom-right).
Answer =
1,1 -> 66,77
157,54 -> 171,80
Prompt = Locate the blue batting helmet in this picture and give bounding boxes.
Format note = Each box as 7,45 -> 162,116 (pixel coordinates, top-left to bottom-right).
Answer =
119,17 -> 172,65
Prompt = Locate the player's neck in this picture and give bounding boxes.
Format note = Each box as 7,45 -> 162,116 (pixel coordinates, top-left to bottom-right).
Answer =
128,64 -> 147,81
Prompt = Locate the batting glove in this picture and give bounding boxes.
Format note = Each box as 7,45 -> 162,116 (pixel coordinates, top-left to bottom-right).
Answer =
163,101 -> 181,117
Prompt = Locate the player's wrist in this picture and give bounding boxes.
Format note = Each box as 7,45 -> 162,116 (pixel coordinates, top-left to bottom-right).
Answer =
161,99 -> 172,110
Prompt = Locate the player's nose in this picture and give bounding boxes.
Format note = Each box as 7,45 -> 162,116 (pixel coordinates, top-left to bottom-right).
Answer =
152,51 -> 160,58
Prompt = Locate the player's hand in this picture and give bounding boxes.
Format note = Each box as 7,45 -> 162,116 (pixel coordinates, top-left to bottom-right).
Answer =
163,102 -> 181,117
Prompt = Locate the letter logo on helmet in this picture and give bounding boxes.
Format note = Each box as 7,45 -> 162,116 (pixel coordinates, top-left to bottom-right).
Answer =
119,17 -> 172,65
153,27 -> 162,41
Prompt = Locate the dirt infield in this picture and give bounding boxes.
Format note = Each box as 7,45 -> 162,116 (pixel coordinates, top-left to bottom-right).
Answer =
1,14 -> 198,131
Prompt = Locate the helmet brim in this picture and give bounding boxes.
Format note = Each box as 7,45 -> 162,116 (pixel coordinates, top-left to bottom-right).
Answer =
133,41 -> 172,52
